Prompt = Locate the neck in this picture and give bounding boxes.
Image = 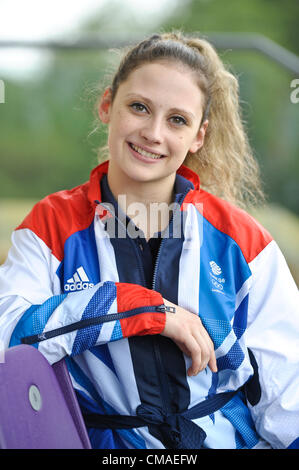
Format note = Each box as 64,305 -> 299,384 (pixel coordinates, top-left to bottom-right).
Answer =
107,161 -> 176,207
107,162 -> 176,240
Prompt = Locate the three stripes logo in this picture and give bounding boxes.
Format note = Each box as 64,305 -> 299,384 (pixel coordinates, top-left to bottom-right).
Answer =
64,266 -> 94,292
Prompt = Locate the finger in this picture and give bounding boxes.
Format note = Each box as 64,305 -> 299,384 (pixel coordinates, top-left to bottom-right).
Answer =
208,355 -> 218,373
197,319 -> 213,351
178,335 -> 217,375
175,330 -> 212,375
174,336 -> 201,376
174,340 -> 191,357
182,335 -> 203,376
200,335 -> 217,373
196,321 -> 218,373
192,332 -> 213,372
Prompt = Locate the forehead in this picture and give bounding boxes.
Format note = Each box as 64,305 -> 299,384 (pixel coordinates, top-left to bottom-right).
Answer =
116,61 -> 205,113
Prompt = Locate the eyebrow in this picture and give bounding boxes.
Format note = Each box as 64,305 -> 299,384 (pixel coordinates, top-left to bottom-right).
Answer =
125,93 -> 196,120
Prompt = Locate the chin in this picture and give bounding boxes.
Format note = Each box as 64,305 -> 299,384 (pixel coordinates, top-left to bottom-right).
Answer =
126,170 -> 159,184
122,161 -> 161,180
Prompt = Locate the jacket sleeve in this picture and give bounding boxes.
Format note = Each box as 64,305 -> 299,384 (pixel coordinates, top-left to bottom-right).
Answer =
245,239 -> 299,449
0,228 -> 166,365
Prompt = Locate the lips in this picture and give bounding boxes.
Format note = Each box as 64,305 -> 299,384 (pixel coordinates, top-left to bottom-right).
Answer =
128,142 -> 166,160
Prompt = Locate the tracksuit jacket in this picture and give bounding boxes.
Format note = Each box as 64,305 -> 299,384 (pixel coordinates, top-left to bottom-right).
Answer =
0,160 -> 298,449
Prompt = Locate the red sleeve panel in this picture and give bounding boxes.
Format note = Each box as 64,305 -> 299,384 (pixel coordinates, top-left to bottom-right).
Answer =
116,283 -> 166,337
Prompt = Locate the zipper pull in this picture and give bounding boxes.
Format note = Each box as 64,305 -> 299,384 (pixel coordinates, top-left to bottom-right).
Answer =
156,305 -> 176,314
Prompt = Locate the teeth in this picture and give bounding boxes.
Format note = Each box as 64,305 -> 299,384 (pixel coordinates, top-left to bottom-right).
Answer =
131,143 -> 162,159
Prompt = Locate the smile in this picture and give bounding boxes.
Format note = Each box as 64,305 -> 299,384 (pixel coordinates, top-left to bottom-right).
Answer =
129,143 -> 164,160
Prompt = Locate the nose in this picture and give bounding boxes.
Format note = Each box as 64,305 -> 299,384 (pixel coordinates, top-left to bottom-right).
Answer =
140,116 -> 163,144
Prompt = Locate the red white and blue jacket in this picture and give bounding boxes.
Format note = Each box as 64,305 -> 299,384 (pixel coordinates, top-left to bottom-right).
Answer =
0,160 -> 298,449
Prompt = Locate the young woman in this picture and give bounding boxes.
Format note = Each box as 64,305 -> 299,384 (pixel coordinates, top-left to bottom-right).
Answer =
0,32 -> 298,450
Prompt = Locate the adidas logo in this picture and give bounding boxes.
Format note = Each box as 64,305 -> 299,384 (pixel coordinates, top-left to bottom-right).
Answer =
64,266 -> 94,292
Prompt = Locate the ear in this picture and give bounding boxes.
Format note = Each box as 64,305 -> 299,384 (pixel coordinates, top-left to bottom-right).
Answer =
189,120 -> 209,154
98,87 -> 112,124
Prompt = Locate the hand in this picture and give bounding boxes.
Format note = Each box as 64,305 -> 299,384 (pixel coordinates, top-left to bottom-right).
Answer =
160,298 -> 217,376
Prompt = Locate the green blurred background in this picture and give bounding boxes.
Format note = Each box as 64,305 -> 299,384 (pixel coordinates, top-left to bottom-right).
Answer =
0,0 -> 298,285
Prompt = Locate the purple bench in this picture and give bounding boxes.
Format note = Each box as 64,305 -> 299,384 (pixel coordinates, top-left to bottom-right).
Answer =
0,344 -> 91,449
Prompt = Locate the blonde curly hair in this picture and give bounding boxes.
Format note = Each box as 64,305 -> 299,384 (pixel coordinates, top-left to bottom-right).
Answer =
95,31 -> 264,208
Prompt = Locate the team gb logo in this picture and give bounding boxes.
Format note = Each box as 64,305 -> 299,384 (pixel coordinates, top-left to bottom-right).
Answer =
209,261 -> 222,276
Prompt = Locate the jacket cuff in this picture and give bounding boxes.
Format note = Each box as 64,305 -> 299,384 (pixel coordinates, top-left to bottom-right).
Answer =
115,283 -> 166,337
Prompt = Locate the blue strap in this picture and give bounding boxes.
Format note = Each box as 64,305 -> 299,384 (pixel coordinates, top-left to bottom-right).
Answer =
83,390 -> 237,449
182,390 -> 237,420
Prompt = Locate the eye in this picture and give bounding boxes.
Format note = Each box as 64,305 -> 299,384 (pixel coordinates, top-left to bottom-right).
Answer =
169,115 -> 187,126
130,102 -> 148,113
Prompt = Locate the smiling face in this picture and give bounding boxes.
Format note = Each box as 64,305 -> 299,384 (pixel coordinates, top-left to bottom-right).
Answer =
98,61 -> 208,200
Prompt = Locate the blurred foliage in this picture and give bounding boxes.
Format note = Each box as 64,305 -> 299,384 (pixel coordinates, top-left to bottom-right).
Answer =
165,0 -> 299,54
0,198 -> 37,263
0,50 -> 110,198
0,0 -> 298,212
0,0 -> 298,284
163,0 -> 299,214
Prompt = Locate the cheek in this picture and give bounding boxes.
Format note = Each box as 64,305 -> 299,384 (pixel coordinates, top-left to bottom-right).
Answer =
110,111 -> 138,139
176,134 -> 193,152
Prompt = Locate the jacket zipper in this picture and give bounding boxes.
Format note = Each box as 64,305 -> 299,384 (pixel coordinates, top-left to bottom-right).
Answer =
151,186 -> 191,417
98,199 -> 173,415
96,201 -> 147,286
21,305 -> 166,346
151,186 -> 190,290
97,188 -> 190,418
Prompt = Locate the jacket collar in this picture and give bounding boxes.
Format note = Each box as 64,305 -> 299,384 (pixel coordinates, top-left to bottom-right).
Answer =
87,159 -> 200,206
